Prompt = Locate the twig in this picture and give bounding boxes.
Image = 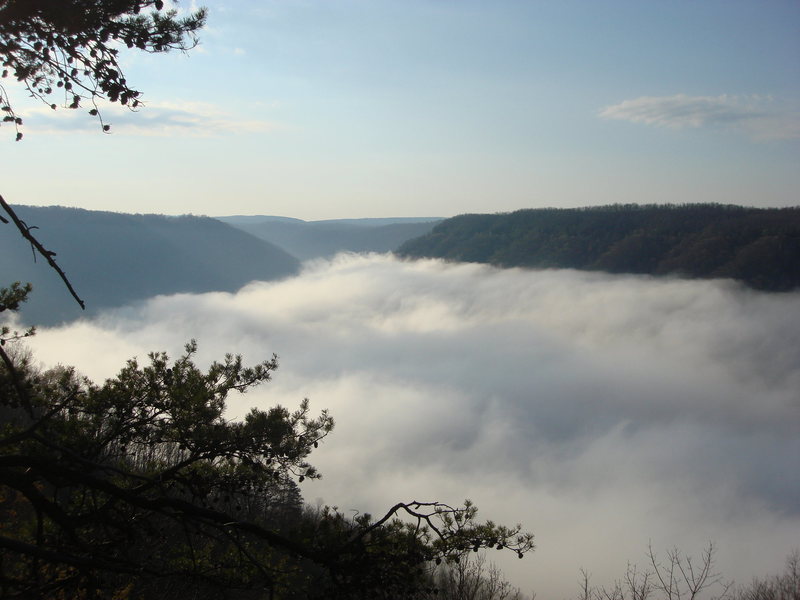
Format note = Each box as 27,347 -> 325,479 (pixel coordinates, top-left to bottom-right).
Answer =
0,194 -> 85,309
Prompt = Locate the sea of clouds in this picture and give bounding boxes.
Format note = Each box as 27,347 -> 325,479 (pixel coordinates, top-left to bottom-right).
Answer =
25,253 -> 800,599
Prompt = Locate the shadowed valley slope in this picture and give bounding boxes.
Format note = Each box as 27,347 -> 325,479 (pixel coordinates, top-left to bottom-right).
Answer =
1,206 -> 301,326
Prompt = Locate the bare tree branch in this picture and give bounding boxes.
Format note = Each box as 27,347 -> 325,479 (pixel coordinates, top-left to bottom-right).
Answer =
0,194 -> 85,309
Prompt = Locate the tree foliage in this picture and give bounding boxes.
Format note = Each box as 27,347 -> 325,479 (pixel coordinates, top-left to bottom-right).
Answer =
0,0 -> 207,138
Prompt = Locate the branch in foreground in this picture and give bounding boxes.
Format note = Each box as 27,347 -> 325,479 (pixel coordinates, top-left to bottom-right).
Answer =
0,194 -> 84,309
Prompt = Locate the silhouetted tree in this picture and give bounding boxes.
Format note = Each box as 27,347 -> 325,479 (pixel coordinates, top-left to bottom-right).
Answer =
0,0 -> 206,138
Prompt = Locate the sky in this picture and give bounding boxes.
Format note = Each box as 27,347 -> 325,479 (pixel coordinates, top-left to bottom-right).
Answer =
25,255 -> 800,599
1,0 -> 799,219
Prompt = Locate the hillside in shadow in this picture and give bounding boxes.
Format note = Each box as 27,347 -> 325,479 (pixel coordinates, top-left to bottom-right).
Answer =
2,206 -> 301,326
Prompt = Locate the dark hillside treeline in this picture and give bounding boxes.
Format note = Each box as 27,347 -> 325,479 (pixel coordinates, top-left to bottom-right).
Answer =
397,204 -> 800,291
0,206 -> 301,326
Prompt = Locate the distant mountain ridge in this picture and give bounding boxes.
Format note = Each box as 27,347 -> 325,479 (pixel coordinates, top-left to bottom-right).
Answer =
398,204 -> 800,291
1,206 -> 301,326
218,216 -> 442,261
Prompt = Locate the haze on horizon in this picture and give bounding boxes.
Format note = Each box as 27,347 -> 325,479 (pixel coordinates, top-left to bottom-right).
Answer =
1,0 -> 798,219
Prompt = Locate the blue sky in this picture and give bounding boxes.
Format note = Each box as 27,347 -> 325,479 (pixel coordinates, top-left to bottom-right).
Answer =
2,0 -> 798,219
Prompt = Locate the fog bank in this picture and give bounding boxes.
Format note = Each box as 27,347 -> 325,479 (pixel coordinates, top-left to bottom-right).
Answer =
27,254 -> 800,598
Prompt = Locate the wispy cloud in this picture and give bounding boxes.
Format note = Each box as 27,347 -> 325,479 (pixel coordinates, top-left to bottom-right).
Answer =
22,100 -> 278,137
599,94 -> 800,140
25,254 -> 800,599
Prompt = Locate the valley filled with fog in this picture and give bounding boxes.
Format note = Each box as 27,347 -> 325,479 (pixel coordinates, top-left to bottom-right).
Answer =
25,253 -> 800,598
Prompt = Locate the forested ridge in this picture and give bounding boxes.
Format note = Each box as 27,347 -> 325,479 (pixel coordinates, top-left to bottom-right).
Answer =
398,204 -> 800,291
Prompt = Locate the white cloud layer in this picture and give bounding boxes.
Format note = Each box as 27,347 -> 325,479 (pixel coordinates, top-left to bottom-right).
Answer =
599,94 -> 800,140
25,254 -> 800,598
21,100 -> 277,137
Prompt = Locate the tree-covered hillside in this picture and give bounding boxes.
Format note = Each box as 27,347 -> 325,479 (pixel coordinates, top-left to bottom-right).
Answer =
398,204 -> 800,291
1,206 -> 301,326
